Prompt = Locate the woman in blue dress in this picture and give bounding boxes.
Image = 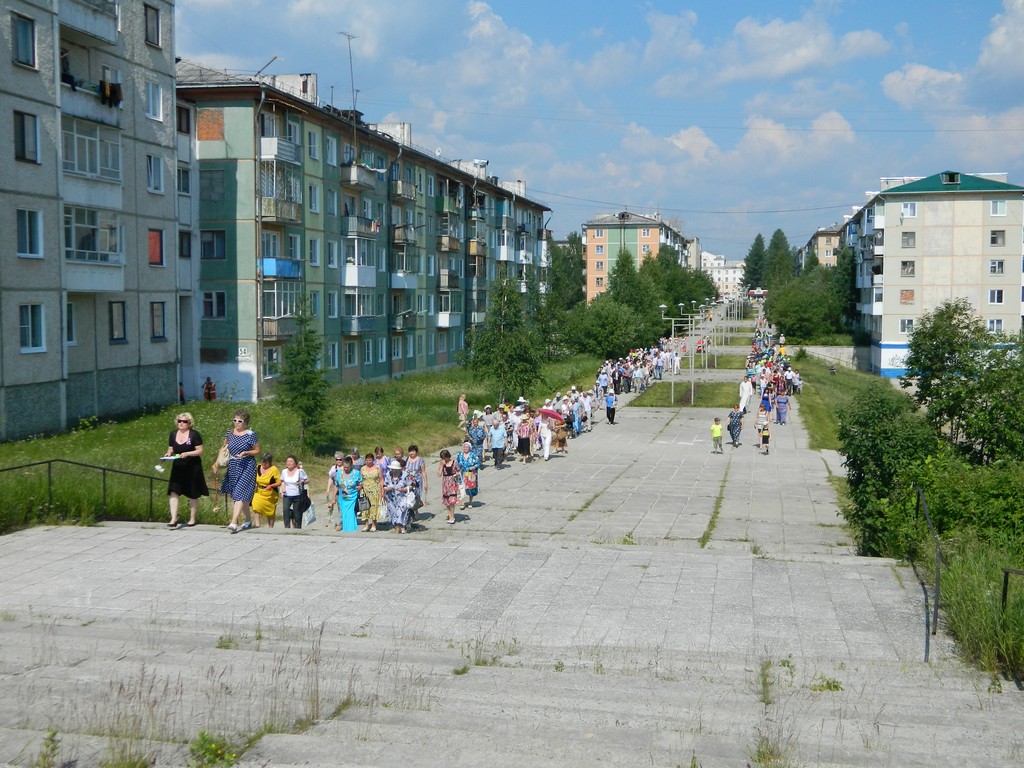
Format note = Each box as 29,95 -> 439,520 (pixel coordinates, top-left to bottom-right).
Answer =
465,417 -> 486,466
404,444 -> 428,518
383,459 -> 413,534
331,456 -> 362,532
455,441 -> 480,510
220,409 -> 260,534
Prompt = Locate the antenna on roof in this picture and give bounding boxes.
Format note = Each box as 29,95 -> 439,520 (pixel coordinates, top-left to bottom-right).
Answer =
339,31 -> 358,152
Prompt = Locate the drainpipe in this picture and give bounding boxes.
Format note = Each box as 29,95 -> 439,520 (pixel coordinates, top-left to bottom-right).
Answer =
253,84 -> 267,400
384,145 -> 402,380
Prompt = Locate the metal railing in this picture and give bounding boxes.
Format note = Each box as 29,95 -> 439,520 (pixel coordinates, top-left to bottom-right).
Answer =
0,459 -> 162,525
915,486 -> 947,662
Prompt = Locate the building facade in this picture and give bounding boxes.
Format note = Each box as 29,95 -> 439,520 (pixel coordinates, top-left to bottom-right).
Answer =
1,0 -> 182,439
843,170 -> 1024,377
700,252 -> 744,299
798,224 -> 843,269
581,212 -> 692,302
176,61 -> 550,399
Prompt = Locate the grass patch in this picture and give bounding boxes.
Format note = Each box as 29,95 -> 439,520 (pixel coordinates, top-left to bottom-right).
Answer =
631,382 -> 737,408
809,674 -> 843,692
451,664 -> 469,676
710,353 -> 748,370
698,463 -> 730,548
0,356 -> 600,534
790,357 -> 888,451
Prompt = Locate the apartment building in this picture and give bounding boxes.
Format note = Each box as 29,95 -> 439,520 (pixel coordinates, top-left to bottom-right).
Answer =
581,211 -> 692,302
798,223 -> 843,269
1,0 -> 181,440
700,252 -> 744,300
176,61 -> 550,399
842,170 -> 1024,377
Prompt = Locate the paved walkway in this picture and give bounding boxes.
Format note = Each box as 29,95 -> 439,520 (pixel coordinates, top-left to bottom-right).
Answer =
0,375 -> 1021,767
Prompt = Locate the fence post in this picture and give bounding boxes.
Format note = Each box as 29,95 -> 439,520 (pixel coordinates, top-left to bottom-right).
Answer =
47,461 -> 53,518
102,469 -> 107,519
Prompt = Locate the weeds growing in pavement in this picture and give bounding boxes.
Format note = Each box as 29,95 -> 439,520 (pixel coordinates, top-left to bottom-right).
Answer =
755,659 -> 775,707
699,465 -> 730,548
452,664 -> 469,676
747,718 -> 796,768
30,730 -> 61,768
215,635 -> 238,650
187,731 -> 238,768
809,674 -> 843,692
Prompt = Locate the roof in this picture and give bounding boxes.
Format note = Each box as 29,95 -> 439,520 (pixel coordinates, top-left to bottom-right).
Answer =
884,171 -> 1024,195
584,211 -> 666,228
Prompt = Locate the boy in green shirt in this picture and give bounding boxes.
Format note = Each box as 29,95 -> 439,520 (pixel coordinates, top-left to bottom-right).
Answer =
711,418 -> 723,454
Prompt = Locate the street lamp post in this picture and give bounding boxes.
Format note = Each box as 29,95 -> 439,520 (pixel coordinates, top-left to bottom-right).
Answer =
659,303 -> 689,405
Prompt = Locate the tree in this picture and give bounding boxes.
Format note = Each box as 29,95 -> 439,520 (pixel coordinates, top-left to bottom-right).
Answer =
743,234 -> 766,289
958,332 -> 1024,463
763,268 -> 841,341
465,276 -> 544,402
763,229 -> 796,290
548,232 -> 585,311
277,301 -> 329,446
830,245 -> 858,327
564,293 -> 646,359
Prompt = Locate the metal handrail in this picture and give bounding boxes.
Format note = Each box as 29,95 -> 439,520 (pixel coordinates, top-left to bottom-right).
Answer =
0,459 -> 160,524
915,486 -> 947,661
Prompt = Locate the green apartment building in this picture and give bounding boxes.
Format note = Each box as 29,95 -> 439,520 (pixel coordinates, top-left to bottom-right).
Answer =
176,61 -> 550,400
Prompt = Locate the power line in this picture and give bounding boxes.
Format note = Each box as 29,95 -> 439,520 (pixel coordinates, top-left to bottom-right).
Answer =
529,188 -> 856,216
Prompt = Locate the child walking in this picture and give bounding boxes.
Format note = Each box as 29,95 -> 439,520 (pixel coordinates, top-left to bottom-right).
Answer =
711,418 -> 724,454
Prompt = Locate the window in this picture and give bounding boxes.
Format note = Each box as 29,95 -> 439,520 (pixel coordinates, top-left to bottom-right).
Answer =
14,111 -> 38,162
287,234 -> 301,260
176,105 -> 191,134
264,347 -> 280,378
900,260 -> 915,277
595,260 -> 604,271
145,81 -> 162,121
326,342 -> 339,369
178,230 -> 192,259
19,304 -> 44,352
344,341 -> 357,367
990,259 -> 1005,275
428,333 -> 435,355
109,301 -> 126,342
307,185 -> 319,213
65,302 -> 76,345
146,155 -> 164,192
406,335 -> 414,358
201,230 -> 226,260
595,277 -> 604,287
307,131 -> 319,159
327,291 -> 338,318
327,240 -> 338,268
595,245 -> 604,255
988,318 -> 1003,333
144,4 -> 161,46
148,229 -> 164,265
17,209 -> 42,258
427,176 -> 435,197
989,289 -> 1004,304
899,318 -> 914,335
900,231 -> 916,248
308,238 -> 320,266
150,302 -> 166,339
642,244 -> 650,254
62,117 -> 121,181
990,230 -> 1005,247
64,206 -> 120,262
991,200 -> 1006,217
326,188 -> 338,216
901,202 -> 917,218
391,337 -> 402,360
378,338 -> 386,363
12,14 -> 35,67
177,167 -> 190,195
439,332 -> 447,353
325,136 -> 337,166
593,228 -> 604,238
202,291 -> 226,318
641,228 -> 651,237
200,169 -> 224,201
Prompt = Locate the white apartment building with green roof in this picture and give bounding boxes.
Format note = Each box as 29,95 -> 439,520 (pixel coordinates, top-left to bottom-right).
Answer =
843,170 -> 1024,377
176,61 -> 550,400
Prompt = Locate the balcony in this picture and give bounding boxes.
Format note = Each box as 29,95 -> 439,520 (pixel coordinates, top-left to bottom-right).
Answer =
468,257 -> 486,279
343,163 -> 378,189
342,263 -> 376,288
390,179 -> 417,201
59,0 -> 118,44
341,215 -> 377,239
499,215 -> 514,230
468,239 -> 487,257
872,273 -> 884,287
496,245 -> 513,262
341,316 -> 377,335
261,258 -> 302,279
439,270 -> 460,290
390,313 -> 421,331
437,312 -> 462,328
438,234 -> 461,252
262,316 -> 297,340
63,257 -> 124,292
261,197 -> 302,224
436,195 -> 460,213
61,83 -> 121,127
391,271 -> 418,291
470,206 -> 486,221
392,224 -> 417,246
470,311 -> 487,325
260,137 -> 301,165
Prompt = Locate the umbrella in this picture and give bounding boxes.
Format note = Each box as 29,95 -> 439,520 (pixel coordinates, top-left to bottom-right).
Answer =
538,408 -> 565,422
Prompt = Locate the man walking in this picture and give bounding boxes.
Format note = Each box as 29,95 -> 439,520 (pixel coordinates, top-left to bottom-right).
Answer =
605,389 -> 618,425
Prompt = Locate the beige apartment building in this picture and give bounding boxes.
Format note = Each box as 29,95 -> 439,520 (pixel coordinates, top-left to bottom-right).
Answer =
798,223 -> 843,269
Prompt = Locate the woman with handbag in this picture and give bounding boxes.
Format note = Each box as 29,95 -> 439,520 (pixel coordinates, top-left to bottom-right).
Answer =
384,458 -> 413,534
455,441 -> 480,511
219,409 -> 260,534
359,452 -> 383,532
279,455 -> 308,529
438,449 -> 459,525
163,412 -> 208,528
404,444 -> 428,515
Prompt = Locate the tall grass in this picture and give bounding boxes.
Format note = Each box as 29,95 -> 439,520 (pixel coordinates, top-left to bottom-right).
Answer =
0,357 -> 600,533
789,357 -> 891,451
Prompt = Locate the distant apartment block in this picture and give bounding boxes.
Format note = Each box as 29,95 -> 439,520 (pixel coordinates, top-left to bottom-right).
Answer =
1,0 -> 182,439
581,211 -> 693,302
700,252 -> 744,299
841,170 -> 1024,377
798,223 -> 843,269
176,61 -> 550,399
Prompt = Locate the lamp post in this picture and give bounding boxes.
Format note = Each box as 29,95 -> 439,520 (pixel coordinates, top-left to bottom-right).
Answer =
659,303 -> 690,404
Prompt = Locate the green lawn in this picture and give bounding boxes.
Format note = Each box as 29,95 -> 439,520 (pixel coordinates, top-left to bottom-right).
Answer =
630,381 -> 737,408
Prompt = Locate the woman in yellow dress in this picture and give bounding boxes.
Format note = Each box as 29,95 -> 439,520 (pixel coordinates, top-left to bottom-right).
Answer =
359,452 -> 383,531
251,452 -> 281,527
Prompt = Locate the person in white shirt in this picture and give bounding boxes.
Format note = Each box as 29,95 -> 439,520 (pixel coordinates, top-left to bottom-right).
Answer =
280,455 -> 309,528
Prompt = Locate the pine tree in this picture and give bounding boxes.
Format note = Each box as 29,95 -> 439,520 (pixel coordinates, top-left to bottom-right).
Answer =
743,234 -> 766,289
276,301 -> 329,446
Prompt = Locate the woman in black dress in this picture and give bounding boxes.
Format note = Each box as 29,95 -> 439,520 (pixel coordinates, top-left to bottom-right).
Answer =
164,412 -> 209,527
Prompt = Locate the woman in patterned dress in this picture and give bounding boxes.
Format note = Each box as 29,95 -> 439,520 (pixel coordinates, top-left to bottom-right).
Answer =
404,444 -> 428,519
360,452 -> 383,532
437,449 -> 459,525
384,459 -> 413,534
455,441 -> 480,510
220,409 -> 260,534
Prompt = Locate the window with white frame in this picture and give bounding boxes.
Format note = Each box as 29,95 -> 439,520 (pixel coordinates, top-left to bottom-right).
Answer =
641,227 -> 651,237
900,260 -> 915,277
901,202 -> 917,218
988,318 -> 1003,333
326,342 -> 339,369
203,230 -> 227,260
150,301 -> 166,339
989,289 -> 1004,304
991,200 -> 1006,216
62,118 -> 121,181
991,230 -> 1005,247
262,282 -> 301,317
12,14 -> 36,67
17,209 -> 42,258
19,304 -> 44,352
326,188 -> 338,216
344,341 -> 357,367
901,231 -> 916,248
377,338 -> 386,363
145,81 -> 162,120
310,291 -> 320,318
14,111 -> 38,162
202,291 -> 226,318
146,155 -> 163,192
327,291 -> 338,318
363,339 -> 372,365
325,136 -> 337,166
327,240 -> 338,268
642,244 -> 650,254
595,260 -> 604,271
990,259 -> 1004,275
899,318 -> 914,334
144,4 -> 161,46
406,335 -> 414,358
307,131 -> 319,160
391,336 -> 402,360
287,233 -> 301,260
595,245 -> 604,255
308,185 -> 320,213
177,166 -> 190,195
593,228 -> 604,238
308,237 -> 320,266
64,206 -> 120,262
109,300 -> 126,342
264,347 -> 281,378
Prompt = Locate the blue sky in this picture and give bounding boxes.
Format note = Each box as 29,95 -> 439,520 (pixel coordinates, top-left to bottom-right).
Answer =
177,0 -> 1024,259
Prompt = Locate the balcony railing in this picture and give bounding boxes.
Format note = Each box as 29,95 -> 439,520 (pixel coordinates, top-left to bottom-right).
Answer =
261,197 -> 302,224
392,224 -> 417,246
343,163 -> 379,189
438,234 -> 461,252
262,316 -> 297,340
60,0 -> 118,43
470,206 -> 486,221
390,179 -> 417,201
470,311 -> 487,325
439,270 -> 460,290
436,311 -> 462,328
468,239 -> 487,257
390,313 -> 422,331
261,258 -> 302,279
341,215 -> 378,238
260,137 -> 301,165
341,316 -> 377,335
436,195 -> 460,213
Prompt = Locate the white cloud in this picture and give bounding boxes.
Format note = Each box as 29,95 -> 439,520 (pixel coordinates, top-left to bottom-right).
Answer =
881,64 -> 963,109
669,126 -> 718,164
977,0 -> 1024,82
643,10 -> 704,63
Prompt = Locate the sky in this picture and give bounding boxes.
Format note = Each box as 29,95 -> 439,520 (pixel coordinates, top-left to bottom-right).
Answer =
176,0 -> 1024,260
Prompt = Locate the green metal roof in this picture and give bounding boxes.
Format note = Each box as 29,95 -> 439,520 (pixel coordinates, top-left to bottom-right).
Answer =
885,171 -> 1024,195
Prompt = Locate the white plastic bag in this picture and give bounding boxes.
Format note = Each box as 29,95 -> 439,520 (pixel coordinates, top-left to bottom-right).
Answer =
302,502 -> 317,528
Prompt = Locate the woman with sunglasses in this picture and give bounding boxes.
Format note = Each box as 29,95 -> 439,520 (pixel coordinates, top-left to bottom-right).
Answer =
219,409 -> 260,533
163,412 -> 208,528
